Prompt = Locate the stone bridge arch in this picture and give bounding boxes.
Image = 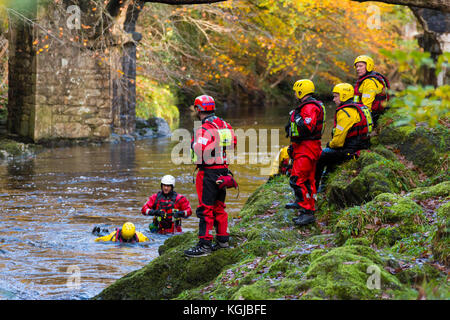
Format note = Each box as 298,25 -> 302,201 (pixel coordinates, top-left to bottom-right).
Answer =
6,0 -> 148,142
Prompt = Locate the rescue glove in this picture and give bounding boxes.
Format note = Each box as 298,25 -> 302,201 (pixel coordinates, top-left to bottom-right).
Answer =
146,209 -> 164,216
216,175 -> 238,189
173,210 -> 185,219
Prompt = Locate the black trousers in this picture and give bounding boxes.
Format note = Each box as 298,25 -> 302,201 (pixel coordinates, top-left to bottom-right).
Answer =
314,147 -> 357,190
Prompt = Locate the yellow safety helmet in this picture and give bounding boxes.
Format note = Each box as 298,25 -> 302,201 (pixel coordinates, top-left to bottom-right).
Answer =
354,55 -> 374,73
121,222 -> 136,240
332,83 -> 354,102
293,79 -> 315,100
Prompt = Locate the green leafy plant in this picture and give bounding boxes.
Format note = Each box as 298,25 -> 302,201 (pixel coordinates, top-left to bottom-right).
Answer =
389,84 -> 450,127
381,47 -> 450,127
136,76 -> 180,129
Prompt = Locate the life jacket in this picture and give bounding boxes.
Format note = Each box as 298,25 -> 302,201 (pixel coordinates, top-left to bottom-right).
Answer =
152,191 -> 181,232
334,102 -> 373,149
114,228 -> 139,243
191,114 -> 234,168
288,98 -> 326,142
354,71 -> 390,112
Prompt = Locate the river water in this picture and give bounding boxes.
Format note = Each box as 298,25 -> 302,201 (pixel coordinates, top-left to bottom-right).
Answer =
0,102 -> 334,299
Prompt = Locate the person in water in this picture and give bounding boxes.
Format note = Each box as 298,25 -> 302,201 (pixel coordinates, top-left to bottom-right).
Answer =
94,222 -> 149,243
141,175 -> 192,234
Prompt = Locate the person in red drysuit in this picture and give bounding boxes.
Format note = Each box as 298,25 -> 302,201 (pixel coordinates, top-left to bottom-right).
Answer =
184,95 -> 237,257
141,175 -> 192,234
284,79 -> 325,226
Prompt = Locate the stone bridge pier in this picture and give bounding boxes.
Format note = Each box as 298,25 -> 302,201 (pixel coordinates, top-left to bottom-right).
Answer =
7,0 -> 143,142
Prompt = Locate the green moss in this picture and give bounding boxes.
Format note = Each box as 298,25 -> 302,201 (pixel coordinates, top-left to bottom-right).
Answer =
0,138 -> 37,159
335,193 -> 425,246
95,239 -> 243,300
376,110 -> 448,179
301,245 -> 403,299
238,175 -> 291,225
431,205 -> 449,267
326,151 -> 417,208
409,181 -> 450,201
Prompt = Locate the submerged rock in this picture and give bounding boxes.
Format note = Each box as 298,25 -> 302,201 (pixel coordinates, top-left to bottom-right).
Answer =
135,117 -> 172,140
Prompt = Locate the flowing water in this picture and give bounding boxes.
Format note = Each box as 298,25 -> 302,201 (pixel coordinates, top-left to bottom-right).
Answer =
0,102 -> 334,299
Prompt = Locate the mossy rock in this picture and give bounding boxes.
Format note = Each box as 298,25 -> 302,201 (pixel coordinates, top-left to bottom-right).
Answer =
335,193 -> 426,246
300,245 -> 403,299
327,151 -> 417,208
408,181 -> 450,201
0,138 -> 37,160
177,246 -> 315,300
399,128 -> 442,177
95,233 -> 243,300
377,111 -> 448,178
239,175 -> 291,224
395,263 -> 445,286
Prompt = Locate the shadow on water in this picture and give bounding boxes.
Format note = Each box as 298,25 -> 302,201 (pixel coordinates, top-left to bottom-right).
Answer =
0,101 -> 335,299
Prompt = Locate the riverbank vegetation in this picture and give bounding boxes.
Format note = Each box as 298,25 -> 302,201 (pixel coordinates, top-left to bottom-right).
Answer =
136,75 -> 180,129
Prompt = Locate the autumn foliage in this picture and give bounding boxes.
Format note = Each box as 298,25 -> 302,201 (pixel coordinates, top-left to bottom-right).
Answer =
136,0 -> 410,101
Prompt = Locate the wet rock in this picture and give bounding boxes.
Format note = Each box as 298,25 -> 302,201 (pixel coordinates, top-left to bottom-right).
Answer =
135,117 -> 171,140
147,117 -> 172,137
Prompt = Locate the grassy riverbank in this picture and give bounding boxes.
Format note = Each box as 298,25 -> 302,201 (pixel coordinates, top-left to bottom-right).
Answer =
95,106 -> 449,300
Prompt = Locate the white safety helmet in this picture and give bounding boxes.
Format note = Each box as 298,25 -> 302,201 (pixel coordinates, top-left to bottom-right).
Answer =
161,175 -> 176,187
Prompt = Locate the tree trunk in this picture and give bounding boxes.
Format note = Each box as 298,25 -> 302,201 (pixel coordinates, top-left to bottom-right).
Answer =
110,0 -> 145,135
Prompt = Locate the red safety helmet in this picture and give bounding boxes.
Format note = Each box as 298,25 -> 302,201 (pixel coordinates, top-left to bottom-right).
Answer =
194,95 -> 215,112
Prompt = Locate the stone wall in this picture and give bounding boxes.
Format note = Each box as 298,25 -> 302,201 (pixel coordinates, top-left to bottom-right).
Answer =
7,1 -> 114,142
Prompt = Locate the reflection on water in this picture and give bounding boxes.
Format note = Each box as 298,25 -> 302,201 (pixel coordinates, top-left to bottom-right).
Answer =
0,102 -> 335,299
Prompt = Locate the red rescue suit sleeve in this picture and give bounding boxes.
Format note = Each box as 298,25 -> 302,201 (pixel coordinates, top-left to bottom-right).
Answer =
192,125 -> 216,160
296,103 -> 322,136
174,194 -> 192,218
141,193 -> 158,215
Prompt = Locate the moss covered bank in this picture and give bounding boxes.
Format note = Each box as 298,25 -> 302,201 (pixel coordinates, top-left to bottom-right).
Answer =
95,109 -> 449,300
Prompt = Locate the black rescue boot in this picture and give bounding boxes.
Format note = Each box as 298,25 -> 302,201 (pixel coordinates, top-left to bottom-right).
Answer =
285,202 -> 301,210
184,241 -> 212,257
212,241 -> 230,251
293,211 -> 316,226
